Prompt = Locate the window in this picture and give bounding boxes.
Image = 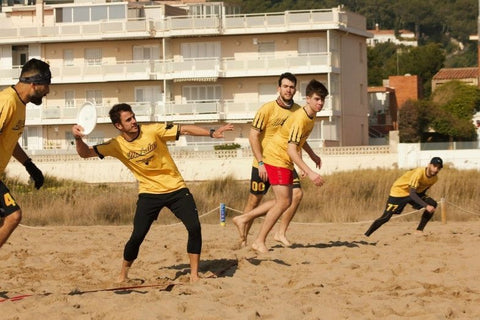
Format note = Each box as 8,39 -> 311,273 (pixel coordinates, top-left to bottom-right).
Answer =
298,37 -> 327,54
91,5 -> 108,21
135,86 -> 163,103
258,83 -> 276,102
133,46 -> 161,61
181,42 -> 221,59
182,85 -> 222,102
86,90 -> 102,105
63,49 -> 74,66
258,41 -> 275,56
55,4 -> 125,23
73,7 -> 89,22
85,48 -> 102,65
65,90 -> 75,108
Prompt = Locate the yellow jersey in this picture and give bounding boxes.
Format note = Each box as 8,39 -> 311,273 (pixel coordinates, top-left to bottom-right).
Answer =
94,123 -> 186,194
263,107 -> 314,170
251,100 -> 301,167
389,167 -> 438,197
0,87 -> 25,174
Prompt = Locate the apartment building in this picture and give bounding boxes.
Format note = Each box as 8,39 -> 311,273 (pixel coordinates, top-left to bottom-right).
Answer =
0,0 -> 371,151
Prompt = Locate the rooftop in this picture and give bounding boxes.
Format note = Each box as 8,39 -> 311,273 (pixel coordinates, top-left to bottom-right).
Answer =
433,67 -> 479,80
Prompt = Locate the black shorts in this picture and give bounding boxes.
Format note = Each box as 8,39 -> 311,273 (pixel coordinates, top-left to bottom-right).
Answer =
0,180 -> 20,218
249,166 -> 301,195
384,194 -> 437,214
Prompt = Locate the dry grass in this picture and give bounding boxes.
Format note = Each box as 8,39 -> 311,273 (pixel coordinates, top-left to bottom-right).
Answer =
2,166 -> 479,226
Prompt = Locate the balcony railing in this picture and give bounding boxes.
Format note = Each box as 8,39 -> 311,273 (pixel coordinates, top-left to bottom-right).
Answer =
1,53 -> 332,85
0,8 -> 367,42
25,99 -> 335,125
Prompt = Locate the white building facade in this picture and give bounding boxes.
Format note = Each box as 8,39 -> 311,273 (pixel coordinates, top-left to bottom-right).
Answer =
0,1 -> 371,151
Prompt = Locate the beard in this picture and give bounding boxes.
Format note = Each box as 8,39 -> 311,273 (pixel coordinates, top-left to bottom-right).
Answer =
29,90 -> 45,105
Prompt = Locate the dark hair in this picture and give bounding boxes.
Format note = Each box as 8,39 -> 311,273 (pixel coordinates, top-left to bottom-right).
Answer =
278,72 -> 297,87
306,79 -> 329,98
109,103 -> 133,125
19,58 -> 51,85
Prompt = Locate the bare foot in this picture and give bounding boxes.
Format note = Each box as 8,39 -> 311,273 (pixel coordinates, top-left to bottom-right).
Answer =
232,216 -> 247,244
251,241 -> 268,253
190,273 -> 200,283
274,232 -> 292,247
414,230 -> 427,237
116,275 -> 129,283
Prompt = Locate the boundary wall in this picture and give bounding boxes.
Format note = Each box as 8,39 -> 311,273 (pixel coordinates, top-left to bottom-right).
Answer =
4,144 -> 479,184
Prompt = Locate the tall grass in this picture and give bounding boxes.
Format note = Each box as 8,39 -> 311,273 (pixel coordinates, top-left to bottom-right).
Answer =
2,166 -> 479,226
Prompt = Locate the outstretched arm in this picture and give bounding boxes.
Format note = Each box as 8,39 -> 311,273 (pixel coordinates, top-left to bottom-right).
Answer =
72,124 -> 98,158
180,123 -> 234,138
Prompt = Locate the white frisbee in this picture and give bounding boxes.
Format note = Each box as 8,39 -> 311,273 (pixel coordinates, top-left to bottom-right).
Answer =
77,101 -> 97,135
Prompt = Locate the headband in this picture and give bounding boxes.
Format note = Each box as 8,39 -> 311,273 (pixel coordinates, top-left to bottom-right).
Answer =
19,70 -> 51,85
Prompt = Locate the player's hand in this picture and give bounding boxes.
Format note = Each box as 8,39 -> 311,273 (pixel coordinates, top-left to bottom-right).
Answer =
425,205 -> 436,213
308,172 -> 324,187
24,159 -> 44,189
258,163 -> 268,182
212,123 -> 234,138
72,124 -> 85,139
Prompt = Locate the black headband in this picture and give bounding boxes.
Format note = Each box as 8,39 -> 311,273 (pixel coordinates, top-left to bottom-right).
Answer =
19,70 -> 51,85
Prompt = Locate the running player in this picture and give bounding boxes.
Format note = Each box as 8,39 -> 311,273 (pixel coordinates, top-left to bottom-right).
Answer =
72,103 -> 233,282
239,72 -> 321,247
364,157 -> 443,237
234,79 -> 328,253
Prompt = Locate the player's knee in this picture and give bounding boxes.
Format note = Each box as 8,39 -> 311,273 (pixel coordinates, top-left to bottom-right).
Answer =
6,210 -> 22,227
378,212 -> 393,224
186,220 -> 201,237
425,198 -> 437,208
276,197 -> 292,211
250,193 -> 263,206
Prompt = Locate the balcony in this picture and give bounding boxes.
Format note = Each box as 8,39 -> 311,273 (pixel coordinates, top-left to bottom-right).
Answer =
25,98 -> 335,126
0,53 -> 334,85
0,7 -> 368,42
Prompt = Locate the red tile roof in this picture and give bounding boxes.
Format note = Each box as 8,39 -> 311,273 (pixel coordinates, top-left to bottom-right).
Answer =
433,67 -> 479,80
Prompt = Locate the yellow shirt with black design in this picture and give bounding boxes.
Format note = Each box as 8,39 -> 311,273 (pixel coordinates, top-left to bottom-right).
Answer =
0,87 -> 25,174
389,167 -> 438,197
94,123 -> 186,194
263,108 -> 314,170
251,100 -> 301,167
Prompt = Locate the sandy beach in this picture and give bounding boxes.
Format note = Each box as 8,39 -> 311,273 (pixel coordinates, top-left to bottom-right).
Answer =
1,219 -> 479,319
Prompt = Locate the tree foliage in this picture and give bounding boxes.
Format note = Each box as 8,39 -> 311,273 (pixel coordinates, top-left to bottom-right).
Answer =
429,81 -> 480,141
225,0 -> 478,44
399,99 -> 426,143
368,43 -> 445,95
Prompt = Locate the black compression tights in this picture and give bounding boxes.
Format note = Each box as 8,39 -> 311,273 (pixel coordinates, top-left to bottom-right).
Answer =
364,211 -> 393,237
123,189 -> 202,262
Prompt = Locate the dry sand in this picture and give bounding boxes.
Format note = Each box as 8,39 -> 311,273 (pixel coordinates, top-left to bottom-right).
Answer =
1,219 -> 479,319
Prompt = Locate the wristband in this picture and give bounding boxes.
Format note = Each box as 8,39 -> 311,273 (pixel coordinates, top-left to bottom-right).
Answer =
209,128 -> 215,138
258,161 -> 264,166
23,158 -> 32,166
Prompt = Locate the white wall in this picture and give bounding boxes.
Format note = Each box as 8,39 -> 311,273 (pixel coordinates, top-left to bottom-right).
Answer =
4,144 -> 479,184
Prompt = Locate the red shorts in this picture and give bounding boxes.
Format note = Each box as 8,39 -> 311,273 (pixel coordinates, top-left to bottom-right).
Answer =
264,163 -> 293,185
